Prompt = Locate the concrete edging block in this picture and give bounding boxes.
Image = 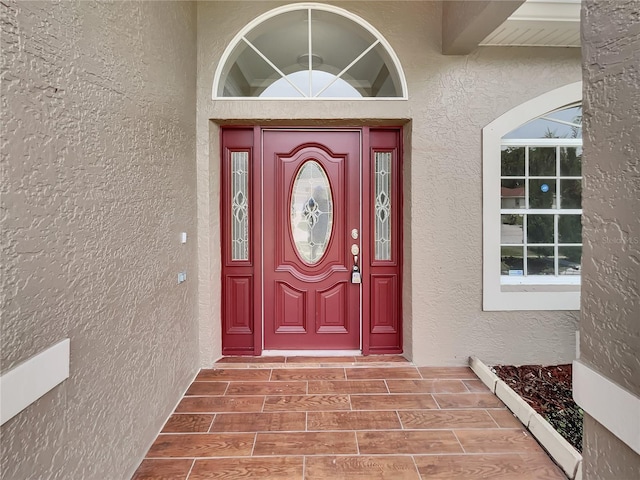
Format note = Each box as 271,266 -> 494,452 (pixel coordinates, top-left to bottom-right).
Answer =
468,356 -> 498,393
574,460 -> 582,480
529,412 -> 582,478
468,357 -> 583,480
495,379 -> 535,426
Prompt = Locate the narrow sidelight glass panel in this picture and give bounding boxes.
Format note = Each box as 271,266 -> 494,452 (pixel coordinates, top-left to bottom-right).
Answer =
290,161 -> 333,264
375,152 -> 392,260
231,152 -> 249,260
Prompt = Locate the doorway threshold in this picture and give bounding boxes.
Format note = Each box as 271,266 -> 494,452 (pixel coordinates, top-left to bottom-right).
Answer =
261,350 -> 362,357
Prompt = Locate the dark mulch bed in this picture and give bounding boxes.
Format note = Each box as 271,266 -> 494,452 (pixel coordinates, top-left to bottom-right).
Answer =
493,364 -> 583,452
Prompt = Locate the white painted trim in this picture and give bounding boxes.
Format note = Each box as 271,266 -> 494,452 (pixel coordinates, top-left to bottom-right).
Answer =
511,1 -> 581,23
211,2 -> 408,100
501,275 -> 581,286
573,360 -> 640,455
0,339 -> 70,426
482,82 -> 582,311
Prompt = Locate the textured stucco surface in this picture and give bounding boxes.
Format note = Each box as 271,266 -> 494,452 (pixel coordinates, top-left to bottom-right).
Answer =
1,1 -> 198,479
580,0 -> 640,477
581,0 -> 640,397
582,414 -> 640,479
197,1 -> 581,366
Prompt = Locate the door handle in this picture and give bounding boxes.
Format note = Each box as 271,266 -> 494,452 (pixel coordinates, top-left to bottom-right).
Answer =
351,244 -> 361,284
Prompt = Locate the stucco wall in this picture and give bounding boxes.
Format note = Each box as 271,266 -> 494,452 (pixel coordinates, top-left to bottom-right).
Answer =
581,0 -> 640,476
197,1 -> 582,366
1,1 -> 198,479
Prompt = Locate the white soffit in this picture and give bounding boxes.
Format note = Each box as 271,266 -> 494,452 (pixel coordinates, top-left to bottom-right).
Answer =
480,0 -> 581,48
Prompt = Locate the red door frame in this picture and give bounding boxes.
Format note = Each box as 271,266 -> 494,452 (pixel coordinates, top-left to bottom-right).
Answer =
262,129 -> 361,350
220,126 -> 403,355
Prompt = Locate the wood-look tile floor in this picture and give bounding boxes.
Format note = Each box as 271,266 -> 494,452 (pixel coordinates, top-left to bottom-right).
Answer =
132,356 -> 566,480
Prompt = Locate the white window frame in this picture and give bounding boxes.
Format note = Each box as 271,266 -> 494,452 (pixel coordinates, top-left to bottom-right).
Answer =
483,82 -> 582,311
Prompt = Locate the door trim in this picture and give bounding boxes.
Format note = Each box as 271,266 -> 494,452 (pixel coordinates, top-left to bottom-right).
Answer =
261,128 -> 363,351
220,126 -> 403,356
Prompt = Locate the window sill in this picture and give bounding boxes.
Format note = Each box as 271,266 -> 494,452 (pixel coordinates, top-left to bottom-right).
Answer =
501,275 -> 581,286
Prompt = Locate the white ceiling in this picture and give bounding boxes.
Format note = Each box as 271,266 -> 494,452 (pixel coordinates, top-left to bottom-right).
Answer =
480,0 -> 581,48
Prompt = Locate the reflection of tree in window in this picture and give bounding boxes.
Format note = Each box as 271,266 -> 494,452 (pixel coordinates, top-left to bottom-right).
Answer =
499,104 -> 583,277
528,215 -> 554,244
559,215 -> 582,243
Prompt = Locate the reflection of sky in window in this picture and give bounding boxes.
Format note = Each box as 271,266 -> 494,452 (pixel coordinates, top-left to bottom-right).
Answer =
503,106 -> 582,139
260,71 -> 362,98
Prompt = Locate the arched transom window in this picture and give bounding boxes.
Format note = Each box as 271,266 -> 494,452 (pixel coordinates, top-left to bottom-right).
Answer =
213,3 -> 407,99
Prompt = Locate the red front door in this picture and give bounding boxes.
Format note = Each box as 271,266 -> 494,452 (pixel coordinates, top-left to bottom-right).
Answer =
262,130 -> 361,350
220,126 -> 402,355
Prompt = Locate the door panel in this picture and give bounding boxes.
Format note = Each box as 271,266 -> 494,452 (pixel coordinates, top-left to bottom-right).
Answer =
364,129 -> 403,353
263,130 -> 361,350
220,127 -> 402,355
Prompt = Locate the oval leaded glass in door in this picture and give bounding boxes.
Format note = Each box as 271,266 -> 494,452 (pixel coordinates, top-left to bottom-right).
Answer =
290,161 -> 333,264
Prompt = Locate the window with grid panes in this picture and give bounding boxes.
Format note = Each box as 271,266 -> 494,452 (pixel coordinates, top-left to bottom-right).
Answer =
500,104 -> 582,281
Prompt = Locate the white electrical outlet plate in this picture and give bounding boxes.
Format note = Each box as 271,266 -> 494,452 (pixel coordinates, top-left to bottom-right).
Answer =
180,232 -> 187,244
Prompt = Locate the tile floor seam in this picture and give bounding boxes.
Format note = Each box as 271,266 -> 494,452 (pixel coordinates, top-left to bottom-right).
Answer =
354,430 -> 361,455
395,410 -> 405,429
183,458 -> 196,480
205,414 -> 216,433
451,429 -> 467,454
486,408 -> 503,428
410,455 -> 422,479
250,432 -> 258,456
133,365 -> 565,479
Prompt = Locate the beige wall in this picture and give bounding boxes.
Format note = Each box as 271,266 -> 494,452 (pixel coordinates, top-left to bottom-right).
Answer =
197,1 -> 582,366
1,1 -> 198,478
581,0 -> 640,476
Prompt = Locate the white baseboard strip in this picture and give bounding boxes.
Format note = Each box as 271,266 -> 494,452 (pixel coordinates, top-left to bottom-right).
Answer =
573,359 -> 640,455
0,339 -> 70,426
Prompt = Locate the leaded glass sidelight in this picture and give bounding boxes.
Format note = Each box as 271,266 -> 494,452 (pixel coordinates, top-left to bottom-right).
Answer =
290,161 -> 333,264
375,152 -> 392,260
231,152 -> 249,260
